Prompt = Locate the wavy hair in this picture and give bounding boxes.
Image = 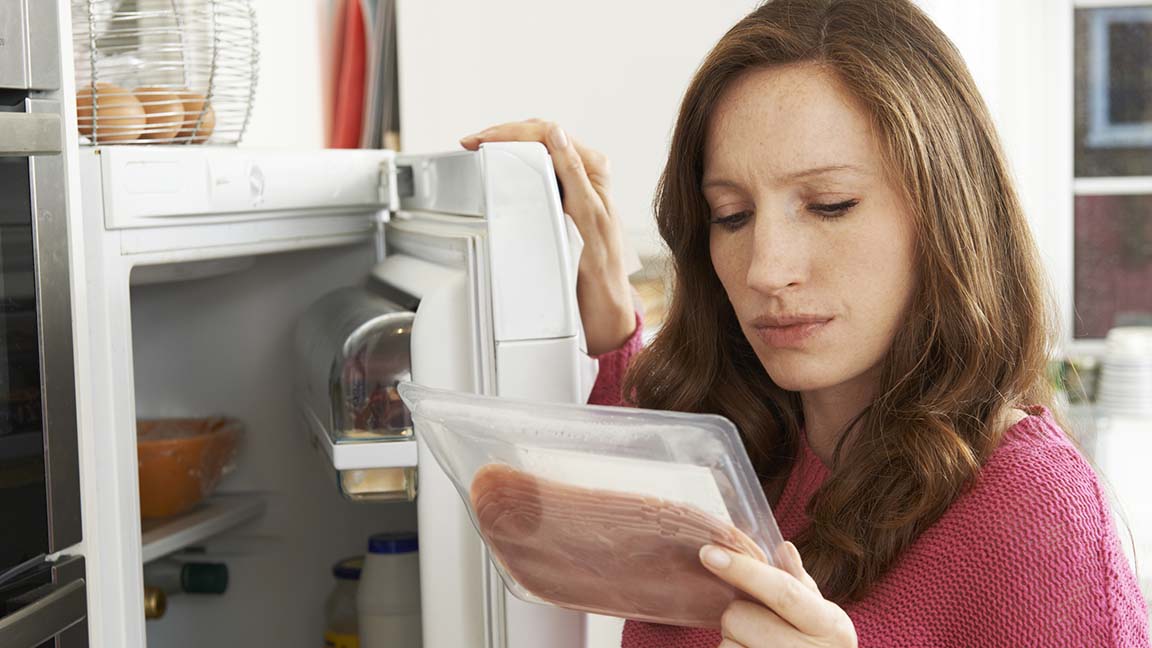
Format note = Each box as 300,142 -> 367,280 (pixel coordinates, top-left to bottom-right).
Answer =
624,0 -> 1060,602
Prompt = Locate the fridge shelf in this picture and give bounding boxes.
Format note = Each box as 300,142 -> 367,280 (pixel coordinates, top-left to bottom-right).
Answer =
140,493 -> 266,563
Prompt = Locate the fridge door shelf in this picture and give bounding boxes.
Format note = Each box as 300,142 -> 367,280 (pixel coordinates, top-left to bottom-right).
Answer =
140,493 -> 265,563
306,409 -> 419,471
301,403 -> 419,468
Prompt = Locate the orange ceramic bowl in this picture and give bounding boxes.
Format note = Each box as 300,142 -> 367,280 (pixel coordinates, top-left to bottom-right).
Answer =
137,417 -> 242,519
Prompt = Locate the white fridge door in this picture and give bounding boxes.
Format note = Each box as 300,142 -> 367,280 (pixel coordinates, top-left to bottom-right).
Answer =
370,142 -> 598,648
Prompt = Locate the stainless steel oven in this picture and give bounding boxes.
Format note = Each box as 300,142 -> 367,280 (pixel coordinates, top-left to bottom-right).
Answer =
0,1 -> 87,646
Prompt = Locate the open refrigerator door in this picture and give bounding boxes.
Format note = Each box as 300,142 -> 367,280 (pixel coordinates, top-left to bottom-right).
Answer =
74,140 -> 614,648
293,141 -> 599,647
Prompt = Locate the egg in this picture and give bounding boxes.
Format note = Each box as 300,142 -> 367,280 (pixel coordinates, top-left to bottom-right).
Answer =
175,91 -> 217,144
76,82 -> 146,143
133,86 -> 185,142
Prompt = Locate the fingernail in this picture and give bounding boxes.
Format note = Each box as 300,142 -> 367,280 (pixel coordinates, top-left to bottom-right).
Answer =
788,541 -> 802,563
701,545 -> 731,570
547,124 -> 568,150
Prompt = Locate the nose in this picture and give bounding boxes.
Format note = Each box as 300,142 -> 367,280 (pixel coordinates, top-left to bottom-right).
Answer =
744,216 -> 807,295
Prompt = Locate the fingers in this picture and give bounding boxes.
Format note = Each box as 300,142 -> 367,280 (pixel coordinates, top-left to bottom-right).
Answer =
701,544 -> 838,637
458,120 -> 549,150
717,639 -> 749,648
775,541 -> 821,594
460,120 -> 612,249
570,137 -> 611,187
541,125 -> 613,230
720,600 -> 800,648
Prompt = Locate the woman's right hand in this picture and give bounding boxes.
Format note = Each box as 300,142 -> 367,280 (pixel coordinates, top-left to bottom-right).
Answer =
460,120 -> 637,356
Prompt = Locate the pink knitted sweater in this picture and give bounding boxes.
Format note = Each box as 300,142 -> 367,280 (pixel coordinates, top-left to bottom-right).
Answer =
589,318 -> 1151,648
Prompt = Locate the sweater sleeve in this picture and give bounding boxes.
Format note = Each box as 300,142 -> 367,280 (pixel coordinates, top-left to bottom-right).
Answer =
956,433 -> 1150,647
586,311 -> 644,407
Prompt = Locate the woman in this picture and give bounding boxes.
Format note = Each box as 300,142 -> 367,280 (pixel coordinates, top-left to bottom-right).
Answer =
461,0 -> 1151,646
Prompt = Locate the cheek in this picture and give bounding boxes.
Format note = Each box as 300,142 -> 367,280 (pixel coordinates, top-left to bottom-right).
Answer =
709,231 -> 745,295
838,218 -> 917,331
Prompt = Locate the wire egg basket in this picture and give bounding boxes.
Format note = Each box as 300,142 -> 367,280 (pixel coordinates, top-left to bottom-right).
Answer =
72,0 -> 258,145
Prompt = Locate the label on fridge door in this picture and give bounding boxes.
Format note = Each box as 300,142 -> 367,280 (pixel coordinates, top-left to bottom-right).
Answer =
324,631 -> 359,648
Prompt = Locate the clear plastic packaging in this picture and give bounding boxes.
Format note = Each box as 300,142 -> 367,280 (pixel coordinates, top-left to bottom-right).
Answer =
397,382 -> 785,628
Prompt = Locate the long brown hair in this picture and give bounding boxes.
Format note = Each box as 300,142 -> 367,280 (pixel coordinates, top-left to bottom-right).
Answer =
625,0 -> 1060,602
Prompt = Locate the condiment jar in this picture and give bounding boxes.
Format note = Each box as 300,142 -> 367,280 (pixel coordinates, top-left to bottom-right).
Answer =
325,557 -> 363,648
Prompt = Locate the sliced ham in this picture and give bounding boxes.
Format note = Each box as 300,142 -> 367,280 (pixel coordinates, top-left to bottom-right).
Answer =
469,463 -> 769,628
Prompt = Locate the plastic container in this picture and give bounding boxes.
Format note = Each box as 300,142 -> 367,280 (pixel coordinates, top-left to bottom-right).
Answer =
294,285 -> 415,445
325,557 -> 362,648
357,533 -> 421,648
397,382 -> 786,629
339,467 -> 418,502
136,417 -> 242,518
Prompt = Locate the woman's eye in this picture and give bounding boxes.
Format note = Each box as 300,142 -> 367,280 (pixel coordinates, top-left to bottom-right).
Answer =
807,199 -> 859,220
709,210 -> 752,231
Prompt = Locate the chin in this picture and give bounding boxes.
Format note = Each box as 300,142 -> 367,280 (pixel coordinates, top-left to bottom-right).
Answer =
755,351 -> 845,393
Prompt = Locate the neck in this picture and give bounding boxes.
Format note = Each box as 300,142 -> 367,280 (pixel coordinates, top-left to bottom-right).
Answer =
800,366 -> 880,466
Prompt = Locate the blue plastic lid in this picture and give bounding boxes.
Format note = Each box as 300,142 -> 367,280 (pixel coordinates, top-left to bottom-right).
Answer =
368,532 -> 418,554
332,557 -> 363,580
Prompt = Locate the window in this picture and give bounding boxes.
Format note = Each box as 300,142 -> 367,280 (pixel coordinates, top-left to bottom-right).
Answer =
1072,3 -> 1152,340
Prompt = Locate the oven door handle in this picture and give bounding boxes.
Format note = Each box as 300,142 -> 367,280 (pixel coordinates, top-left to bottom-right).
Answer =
0,579 -> 86,648
0,112 -> 63,156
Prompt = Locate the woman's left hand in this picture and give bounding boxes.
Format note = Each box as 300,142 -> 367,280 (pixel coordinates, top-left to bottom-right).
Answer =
700,542 -> 858,648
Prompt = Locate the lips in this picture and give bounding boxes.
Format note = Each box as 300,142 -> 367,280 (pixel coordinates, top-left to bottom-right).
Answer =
750,315 -> 833,349
751,315 -> 833,328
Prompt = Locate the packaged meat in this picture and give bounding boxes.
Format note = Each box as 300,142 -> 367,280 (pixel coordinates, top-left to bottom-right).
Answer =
397,382 -> 785,628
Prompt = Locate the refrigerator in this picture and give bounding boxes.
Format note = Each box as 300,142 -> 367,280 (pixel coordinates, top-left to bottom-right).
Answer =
70,141 -> 619,648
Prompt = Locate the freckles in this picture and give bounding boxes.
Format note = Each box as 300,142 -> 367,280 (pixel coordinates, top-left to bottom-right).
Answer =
710,234 -> 747,287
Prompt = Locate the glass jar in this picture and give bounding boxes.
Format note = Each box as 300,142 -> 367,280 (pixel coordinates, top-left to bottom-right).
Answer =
325,557 -> 363,648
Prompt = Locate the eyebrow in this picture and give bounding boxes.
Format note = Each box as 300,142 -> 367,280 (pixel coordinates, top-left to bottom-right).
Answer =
701,164 -> 868,190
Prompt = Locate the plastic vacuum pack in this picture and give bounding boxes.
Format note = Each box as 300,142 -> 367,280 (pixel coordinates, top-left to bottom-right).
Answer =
398,382 -> 785,628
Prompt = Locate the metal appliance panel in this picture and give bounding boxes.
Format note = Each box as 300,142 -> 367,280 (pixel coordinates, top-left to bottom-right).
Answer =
0,556 -> 86,648
0,0 -> 60,91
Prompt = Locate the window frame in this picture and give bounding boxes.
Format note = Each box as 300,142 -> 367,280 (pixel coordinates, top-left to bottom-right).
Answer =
1084,6 -> 1152,148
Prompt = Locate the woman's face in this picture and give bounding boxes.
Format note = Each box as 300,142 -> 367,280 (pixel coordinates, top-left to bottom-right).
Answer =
704,63 -> 917,395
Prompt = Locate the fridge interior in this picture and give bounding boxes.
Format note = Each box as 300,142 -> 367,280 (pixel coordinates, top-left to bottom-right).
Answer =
128,242 -> 418,647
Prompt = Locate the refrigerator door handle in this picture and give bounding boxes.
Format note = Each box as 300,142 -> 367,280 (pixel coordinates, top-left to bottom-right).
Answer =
0,579 -> 86,648
0,112 -> 62,156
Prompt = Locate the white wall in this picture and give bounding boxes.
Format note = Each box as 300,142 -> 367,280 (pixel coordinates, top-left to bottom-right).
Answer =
395,0 -> 761,259
917,1 -> 1073,345
239,0 -> 332,149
